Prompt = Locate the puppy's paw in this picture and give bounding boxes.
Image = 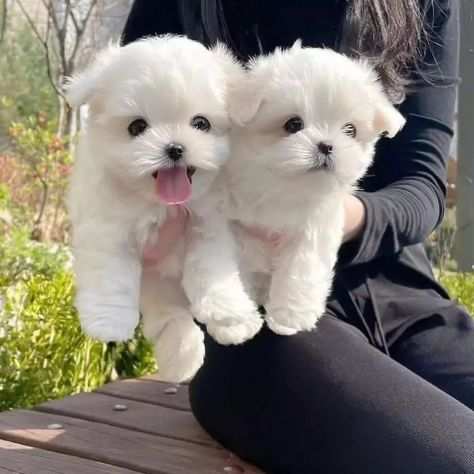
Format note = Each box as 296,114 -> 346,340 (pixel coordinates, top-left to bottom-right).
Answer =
154,317 -> 205,384
80,310 -> 139,342
265,308 -> 319,336
207,311 -> 263,345
191,290 -> 259,327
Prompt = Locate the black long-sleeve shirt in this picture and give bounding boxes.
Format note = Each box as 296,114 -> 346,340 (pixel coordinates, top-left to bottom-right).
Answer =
122,0 -> 460,330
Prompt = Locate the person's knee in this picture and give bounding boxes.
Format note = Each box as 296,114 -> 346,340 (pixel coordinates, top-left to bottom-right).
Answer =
391,306 -> 474,408
191,313 -> 371,416
262,314 -> 370,374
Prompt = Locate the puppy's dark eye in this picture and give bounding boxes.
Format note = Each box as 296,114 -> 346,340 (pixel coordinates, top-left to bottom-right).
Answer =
128,118 -> 148,137
342,122 -> 357,138
284,116 -> 304,134
191,115 -> 211,132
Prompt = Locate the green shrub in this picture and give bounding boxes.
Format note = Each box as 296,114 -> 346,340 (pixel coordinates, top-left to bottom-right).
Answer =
440,273 -> 474,315
6,116 -> 72,241
426,208 -> 457,272
0,232 -> 156,411
0,228 -> 70,287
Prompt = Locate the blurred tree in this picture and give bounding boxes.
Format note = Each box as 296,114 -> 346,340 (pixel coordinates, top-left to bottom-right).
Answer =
15,0 -> 99,140
10,0 -> 132,142
0,0 -> 8,44
8,116 -> 71,240
0,23 -> 58,129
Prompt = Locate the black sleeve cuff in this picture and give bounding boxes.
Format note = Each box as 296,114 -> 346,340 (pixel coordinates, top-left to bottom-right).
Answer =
337,191 -> 379,268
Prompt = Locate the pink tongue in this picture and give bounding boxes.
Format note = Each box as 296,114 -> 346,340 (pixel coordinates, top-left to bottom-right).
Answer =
155,167 -> 192,205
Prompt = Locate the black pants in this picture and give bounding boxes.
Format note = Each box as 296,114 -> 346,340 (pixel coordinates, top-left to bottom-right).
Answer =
189,305 -> 474,473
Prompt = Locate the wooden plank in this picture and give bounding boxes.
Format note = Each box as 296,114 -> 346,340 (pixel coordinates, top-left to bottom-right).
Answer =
36,392 -> 216,447
140,374 -> 189,387
0,410 -> 262,474
0,439 -> 138,474
97,379 -> 191,411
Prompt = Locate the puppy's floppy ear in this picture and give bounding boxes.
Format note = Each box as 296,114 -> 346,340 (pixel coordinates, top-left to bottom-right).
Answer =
228,79 -> 264,126
371,87 -> 406,138
210,43 -> 264,125
228,61 -> 267,126
64,43 -> 121,107
210,43 -> 262,125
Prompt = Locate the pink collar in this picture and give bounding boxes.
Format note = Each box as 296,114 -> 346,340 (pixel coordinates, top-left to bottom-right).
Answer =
234,222 -> 288,248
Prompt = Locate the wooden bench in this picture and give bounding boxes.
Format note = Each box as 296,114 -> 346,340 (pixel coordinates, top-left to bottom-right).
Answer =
0,374 -> 262,473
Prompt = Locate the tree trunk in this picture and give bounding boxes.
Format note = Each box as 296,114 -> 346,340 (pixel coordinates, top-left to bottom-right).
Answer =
57,96 -> 79,154
455,0 -> 474,272
0,0 -> 8,44
57,97 -> 75,137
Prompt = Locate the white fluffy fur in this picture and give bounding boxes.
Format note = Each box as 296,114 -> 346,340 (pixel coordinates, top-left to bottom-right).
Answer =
226,43 -> 406,335
67,36 -> 262,383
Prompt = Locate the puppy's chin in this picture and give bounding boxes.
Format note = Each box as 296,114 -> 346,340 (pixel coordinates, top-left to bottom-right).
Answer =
255,137 -> 374,193
183,169 -> 219,201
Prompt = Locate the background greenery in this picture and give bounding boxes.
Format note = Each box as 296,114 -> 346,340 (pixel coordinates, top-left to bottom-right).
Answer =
441,273 -> 474,315
0,25 -> 58,131
0,229 -> 156,411
0,18 -> 155,412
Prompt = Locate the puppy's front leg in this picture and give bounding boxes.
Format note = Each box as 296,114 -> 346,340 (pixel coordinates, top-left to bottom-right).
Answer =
266,208 -> 344,335
73,221 -> 141,342
182,213 -> 262,345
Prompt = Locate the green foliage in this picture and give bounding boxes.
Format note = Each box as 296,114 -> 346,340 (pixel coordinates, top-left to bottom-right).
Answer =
9,116 -> 70,167
0,228 -> 71,287
0,21 -> 67,241
0,232 -> 156,411
440,273 -> 474,315
0,11 -> 157,413
0,183 -> 13,233
4,116 -> 71,240
0,270 -> 106,410
426,208 -> 457,272
0,183 -> 11,208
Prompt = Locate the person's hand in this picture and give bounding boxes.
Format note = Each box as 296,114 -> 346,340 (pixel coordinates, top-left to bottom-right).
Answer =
343,195 -> 366,243
142,207 -> 189,266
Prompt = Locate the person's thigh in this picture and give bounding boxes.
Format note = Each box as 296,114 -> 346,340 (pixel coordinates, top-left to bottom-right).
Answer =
391,305 -> 474,409
189,315 -> 474,474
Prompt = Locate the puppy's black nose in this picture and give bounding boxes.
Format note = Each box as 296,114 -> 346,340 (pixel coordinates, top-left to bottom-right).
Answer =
166,143 -> 185,161
318,142 -> 333,155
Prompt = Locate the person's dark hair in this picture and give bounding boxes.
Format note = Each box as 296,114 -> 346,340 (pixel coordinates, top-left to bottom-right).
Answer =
340,0 -> 428,103
199,0 -> 430,103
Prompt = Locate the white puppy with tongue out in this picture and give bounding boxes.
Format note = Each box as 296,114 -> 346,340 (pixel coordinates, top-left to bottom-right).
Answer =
67,36 -> 262,383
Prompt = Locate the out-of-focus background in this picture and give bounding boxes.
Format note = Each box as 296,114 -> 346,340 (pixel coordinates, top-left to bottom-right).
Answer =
0,1 -> 473,412
0,0 -> 156,413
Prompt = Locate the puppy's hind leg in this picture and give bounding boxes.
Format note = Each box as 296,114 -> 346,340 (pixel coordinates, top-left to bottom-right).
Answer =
140,272 -> 205,383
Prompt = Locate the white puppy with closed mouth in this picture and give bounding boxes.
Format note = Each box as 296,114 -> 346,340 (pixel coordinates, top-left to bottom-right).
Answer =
67,36 -> 262,383
226,42 -> 406,335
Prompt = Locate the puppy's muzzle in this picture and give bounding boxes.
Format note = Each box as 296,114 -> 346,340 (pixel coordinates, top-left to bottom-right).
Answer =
151,143 -> 196,180
312,142 -> 334,171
